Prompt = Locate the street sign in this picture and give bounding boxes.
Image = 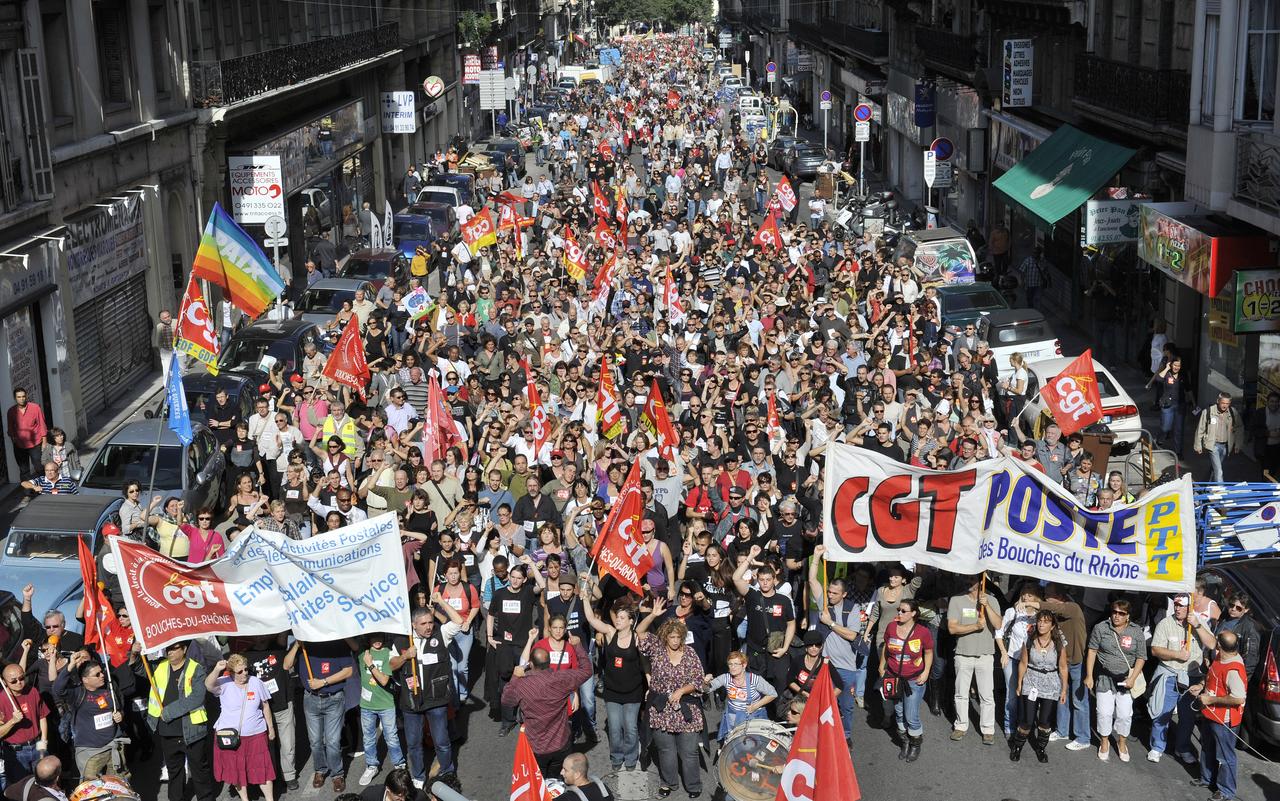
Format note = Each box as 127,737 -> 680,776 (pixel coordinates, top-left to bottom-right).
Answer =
932,160 -> 953,189
855,120 -> 870,142
765,61 -> 777,73
505,76 -> 517,101
479,70 -> 506,111
924,150 -> 937,188
381,91 -> 417,134
263,215 -> 287,239
853,102 -> 873,122
820,89 -> 832,110
929,137 -> 954,161
719,32 -> 732,49
263,237 -> 289,248
422,75 -> 445,98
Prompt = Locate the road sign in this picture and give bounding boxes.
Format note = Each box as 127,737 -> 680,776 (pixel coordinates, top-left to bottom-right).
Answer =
932,160 -> 953,189
767,72 -> 776,83
765,61 -> 777,73
422,75 -> 445,98
924,150 -> 937,188
853,102 -> 873,123
263,237 -> 289,248
479,70 -> 505,111
820,89 -> 832,110
929,137 -> 955,161
855,120 -> 870,142
263,215 -> 287,239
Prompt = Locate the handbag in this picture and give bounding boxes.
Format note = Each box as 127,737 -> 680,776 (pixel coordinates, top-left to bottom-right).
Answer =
1110,626 -> 1148,699
880,623 -> 916,701
215,682 -> 250,751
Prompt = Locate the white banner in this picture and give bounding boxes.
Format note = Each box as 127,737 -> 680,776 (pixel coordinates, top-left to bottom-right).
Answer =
821,444 -> 1195,593
111,514 -> 411,650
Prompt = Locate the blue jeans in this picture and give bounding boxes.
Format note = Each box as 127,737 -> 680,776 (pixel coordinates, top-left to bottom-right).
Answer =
360,707 -> 405,769
1002,656 -> 1020,734
576,672 -> 597,732
835,666 -> 863,739
1055,661 -> 1090,745
605,701 -> 640,769
892,677 -> 926,737
1199,718 -> 1238,799
1149,673 -> 1195,756
0,742 -> 40,790
1161,405 -> 1185,453
302,692 -> 345,777
403,706 -> 454,780
1208,442 -> 1229,483
449,629 -> 474,702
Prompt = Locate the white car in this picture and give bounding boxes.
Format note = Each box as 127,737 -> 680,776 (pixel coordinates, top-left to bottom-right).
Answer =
978,308 -> 1062,381
1018,355 -> 1142,446
723,75 -> 744,89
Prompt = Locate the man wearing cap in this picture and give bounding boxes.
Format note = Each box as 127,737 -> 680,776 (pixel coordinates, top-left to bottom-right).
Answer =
713,486 -> 757,546
1147,593 -> 1217,764
715,452 -> 752,503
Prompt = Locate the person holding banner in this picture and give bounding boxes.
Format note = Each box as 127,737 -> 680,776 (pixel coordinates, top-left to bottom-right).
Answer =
946,575 -> 1002,745
299,640 -> 353,791
146,641 -> 215,801
50,651 -> 123,779
387,599 -> 465,791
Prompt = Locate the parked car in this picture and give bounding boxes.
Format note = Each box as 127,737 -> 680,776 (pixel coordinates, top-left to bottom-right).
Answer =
722,75 -> 744,89
393,213 -> 436,259
0,495 -> 123,634
416,185 -> 464,209
1196,560 -> 1280,747
340,248 -> 407,291
556,77 -> 577,91
784,143 -> 827,182
218,319 -> 331,377
936,281 -> 1010,333
1017,355 -> 1141,446
294,278 -> 376,328
768,135 -> 802,170
977,308 -> 1062,380
478,137 -> 525,162
151,372 -> 262,425
429,172 -> 476,205
406,201 -> 458,239
78,421 -> 226,512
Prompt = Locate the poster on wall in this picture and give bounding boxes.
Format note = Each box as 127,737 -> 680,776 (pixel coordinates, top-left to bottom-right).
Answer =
4,309 -> 40,408
65,195 -> 146,307
227,156 -> 285,224
1085,199 -> 1145,245
1002,39 -> 1034,107
1233,269 -> 1280,333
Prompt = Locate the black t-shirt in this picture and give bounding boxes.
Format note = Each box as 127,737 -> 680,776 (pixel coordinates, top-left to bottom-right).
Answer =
545,594 -> 589,641
860,437 -> 904,462
784,530 -> 818,569
243,647 -> 292,713
490,583 -> 538,649
744,588 -> 794,649
767,518 -> 804,557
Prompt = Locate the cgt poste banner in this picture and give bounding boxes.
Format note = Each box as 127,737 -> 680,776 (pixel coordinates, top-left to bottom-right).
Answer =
111,513 -> 411,651
822,444 -> 1194,593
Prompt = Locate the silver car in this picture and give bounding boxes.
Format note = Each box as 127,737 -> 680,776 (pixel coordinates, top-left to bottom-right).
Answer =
294,277 -> 376,329
78,420 -> 226,512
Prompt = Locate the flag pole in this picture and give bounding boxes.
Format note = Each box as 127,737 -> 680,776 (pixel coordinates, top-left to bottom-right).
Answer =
145,353 -> 175,509
140,654 -> 162,705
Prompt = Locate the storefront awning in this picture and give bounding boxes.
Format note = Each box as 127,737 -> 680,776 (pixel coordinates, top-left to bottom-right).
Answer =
992,124 -> 1136,226
1137,202 -> 1273,297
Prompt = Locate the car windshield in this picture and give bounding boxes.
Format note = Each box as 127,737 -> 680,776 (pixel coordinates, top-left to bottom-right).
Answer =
218,337 -> 296,372
82,443 -> 183,491
181,390 -> 227,425
794,146 -> 822,157
394,219 -> 432,240
947,290 -> 1007,313
417,189 -> 454,206
5,529 -> 85,560
298,288 -> 354,313
344,258 -> 394,280
421,208 -> 451,230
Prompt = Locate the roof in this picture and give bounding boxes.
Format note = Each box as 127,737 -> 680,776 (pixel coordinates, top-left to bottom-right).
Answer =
346,248 -> 400,261
235,319 -> 316,338
181,371 -> 258,393
102,419 -> 205,447
410,201 -> 452,212
906,226 -> 967,243
10,494 -> 121,531
302,278 -> 371,292
1023,355 -> 1105,376
937,281 -> 1001,295
981,308 -> 1048,326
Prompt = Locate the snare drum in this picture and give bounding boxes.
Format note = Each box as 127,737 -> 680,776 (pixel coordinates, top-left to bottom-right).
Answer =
717,719 -> 793,801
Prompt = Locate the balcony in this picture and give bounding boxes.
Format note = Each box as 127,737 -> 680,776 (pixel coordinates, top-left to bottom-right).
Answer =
1073,54 -> 1190,130
790,17 -> 887,63
913,25 -> 977,78
190,22 -> 398,108
1235,130 -> 1280,217
744,8 -> 781,31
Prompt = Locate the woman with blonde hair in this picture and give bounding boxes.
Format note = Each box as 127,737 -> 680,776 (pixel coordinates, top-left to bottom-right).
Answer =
206,653 -> 276,801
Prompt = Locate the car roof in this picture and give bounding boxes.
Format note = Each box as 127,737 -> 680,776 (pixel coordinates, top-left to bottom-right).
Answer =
346,248 -> 399,260
104,419 -> 208,447
1024,355 -> 1110,376
394,212 -> 431,222
304,278 -> 371,291
412,201 -> 453,212
181,372 -> 256,393
908,226 -> 967,243
237,319 -> 317,338
982,308 -> 1048,326
10,495 -> 121,531
937,281 -> 1001,296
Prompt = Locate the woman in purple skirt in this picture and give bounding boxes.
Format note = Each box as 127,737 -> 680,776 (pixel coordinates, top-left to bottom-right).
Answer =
205,653 -> 278,801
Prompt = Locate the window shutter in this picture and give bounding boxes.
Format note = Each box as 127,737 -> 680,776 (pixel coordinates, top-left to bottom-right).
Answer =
16,48 -> 54,200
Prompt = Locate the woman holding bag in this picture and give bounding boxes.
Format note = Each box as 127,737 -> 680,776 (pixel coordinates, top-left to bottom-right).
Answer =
879,599 -> 933,763
1084,599 -> 1147,762
206,653 -> 277,801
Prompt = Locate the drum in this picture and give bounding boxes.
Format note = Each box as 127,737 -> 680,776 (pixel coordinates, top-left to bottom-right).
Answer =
717,719 -> 793,801
70,776 -> 140,801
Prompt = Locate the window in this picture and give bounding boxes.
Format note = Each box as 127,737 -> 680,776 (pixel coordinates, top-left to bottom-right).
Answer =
149,1 -> 170,97
1202,13 -> 1219,122
1240,0 -> 1280,122
94,0 -> 132,108
41,11 -> 74,125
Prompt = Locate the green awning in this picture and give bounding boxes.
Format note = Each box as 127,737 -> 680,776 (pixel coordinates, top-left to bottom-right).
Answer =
993,125 -> 1136,226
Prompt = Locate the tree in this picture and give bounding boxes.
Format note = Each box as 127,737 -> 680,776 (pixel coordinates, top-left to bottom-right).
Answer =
457,11 -> 494,47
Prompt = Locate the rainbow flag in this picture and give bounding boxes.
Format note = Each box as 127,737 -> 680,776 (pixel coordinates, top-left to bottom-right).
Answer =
191,203 -> 286,318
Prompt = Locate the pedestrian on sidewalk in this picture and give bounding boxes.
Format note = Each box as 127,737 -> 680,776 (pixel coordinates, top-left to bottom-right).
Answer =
1016,246 -> 1050,308
1148,356 -> 1192,454
6,388 -> 46,481
1194,392 -> 1243,483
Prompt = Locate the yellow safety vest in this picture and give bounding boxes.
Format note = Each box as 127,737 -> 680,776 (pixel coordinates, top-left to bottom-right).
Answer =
322,415 -> 359,457
147,659 -> 208,724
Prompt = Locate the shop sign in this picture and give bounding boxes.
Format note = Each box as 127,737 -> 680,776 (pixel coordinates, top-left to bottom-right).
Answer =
381,92 -> 417,134
1234,269 -> 1280,333
65,195 -> 146,307
1138,205 -> 1205,279
463,55 -> 481,84
913,82 -> 936,128
1137,202 -> 1271,297
5,309 -> 40,408
482,46 -> 501,70
1085,199 -> 1145,245
0,248 -> 55,312
1002,39 -> 1034,108
227,156 -> 284,224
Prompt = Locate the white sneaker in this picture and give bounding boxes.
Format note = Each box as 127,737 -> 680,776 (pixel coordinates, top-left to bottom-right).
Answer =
358,766 -> 379,786
159,766 -> 169,783
411,779 -> 424,790
1065,741 -> 1091,751
1147,750 -> 1162,763
1047,732 -> 1065,742
1098,748 -> 1110,761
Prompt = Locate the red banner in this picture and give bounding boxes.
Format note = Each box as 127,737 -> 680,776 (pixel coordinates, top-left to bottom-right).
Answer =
775,175 -> 798,212
663,265 -> 685,328
422,374 -> 462,462
461,207 -> 497,253
322,317 -> 371,391
596,356 -> 624,440
593,220 -> 619,252
589,461 -> 652,594
525,362 -> 550,460
775,663 -> 861,801
666,88 -> 680,109
1038,350 -> 1104,436
510,728 -> 553,801
753,212 -> 783,251
641,378 -> 678,460
591,181 -> 612,220
174,274 -> 220,375
563,229 -> 588,282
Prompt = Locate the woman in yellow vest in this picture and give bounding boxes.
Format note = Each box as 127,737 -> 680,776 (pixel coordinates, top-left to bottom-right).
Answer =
147,641 -> 215,801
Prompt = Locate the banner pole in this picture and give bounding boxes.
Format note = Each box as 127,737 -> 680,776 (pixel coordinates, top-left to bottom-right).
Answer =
406,631 -> 421,697
140,655 -> 162,705
301,646 -> 316,682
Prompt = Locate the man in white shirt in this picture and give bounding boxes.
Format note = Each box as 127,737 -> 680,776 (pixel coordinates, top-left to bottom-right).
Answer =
383,389 -> 417,435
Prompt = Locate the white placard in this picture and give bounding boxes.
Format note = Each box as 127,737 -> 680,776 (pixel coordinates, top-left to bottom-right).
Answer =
855,121 -> 870,142
227,156 -> 285,225
381,92 -> 417,134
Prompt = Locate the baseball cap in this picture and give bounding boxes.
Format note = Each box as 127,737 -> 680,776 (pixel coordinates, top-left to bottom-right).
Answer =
289,374 -> 304,385
1172,593 -> 1191,607
803,630 -> 824,647
728,486 -> 746,499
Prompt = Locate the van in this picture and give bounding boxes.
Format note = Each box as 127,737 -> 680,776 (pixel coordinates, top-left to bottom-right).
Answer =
738,93 -> 764,115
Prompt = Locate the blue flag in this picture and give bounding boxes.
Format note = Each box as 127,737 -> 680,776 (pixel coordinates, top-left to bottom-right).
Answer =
166,352 -> 193,446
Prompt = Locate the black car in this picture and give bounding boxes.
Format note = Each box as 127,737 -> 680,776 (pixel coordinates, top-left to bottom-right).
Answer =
785,143 -> 827,182
340,248 -> 408,290
217,319 -> 331,379
477,136 -> 524,160
768,135 -> 801,170
407,201 -> 459,239
151,371 -> 261,425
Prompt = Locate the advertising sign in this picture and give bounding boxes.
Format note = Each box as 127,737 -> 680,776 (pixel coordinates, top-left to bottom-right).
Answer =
65,195 -> 146,306
822,446 -> 1195,593
463,54 -> 481,84
1234,269 -> 1280,333
1003,39 -> 1034,107
380,91 -> 417,134
227,155 -> 284,225
1085,199 -> 1145,245
913,82 -> 936,128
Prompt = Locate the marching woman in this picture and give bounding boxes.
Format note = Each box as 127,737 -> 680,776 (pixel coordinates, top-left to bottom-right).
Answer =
1011,610 -> 1069,763
206,654 -> 277,801
705,650 -> 777,743
579,577 -> 646,773
879,599 -> 933,763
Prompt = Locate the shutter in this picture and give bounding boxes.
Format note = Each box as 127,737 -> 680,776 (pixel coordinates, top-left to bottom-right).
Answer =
75,276 -> 153,416
16,49 -> 54,200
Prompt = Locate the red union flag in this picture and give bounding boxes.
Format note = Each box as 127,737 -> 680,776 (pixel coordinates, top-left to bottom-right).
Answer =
525,361 -> 550,460
594,219 -> 619,252
775,175 -> 799,212
775,663 -> 861,801
509,728 -> 553,801
753,212 -> 783,251
667,88 -> 680,109
461,207 -> 497,253
591,181 -> 612,220
421,374 -> 462,462
641,378 -> 678,459
322,316 -> 371,391
589,460 -> 653,594
596,355 -> 624,440
174,275 -> 220,375
663,265 -> 685,328
563,229 -> 588,282
498,202 -> 517,231
111,539 -> 239,649
1038,350 -> 1104,436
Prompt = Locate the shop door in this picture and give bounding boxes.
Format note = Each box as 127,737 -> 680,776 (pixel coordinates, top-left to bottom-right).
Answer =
74,274 -> 153,417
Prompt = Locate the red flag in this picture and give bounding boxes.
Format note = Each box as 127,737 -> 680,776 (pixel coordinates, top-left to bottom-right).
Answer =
461,207 -> 497,253
767,392 -> 782,439
321,317 -> 371,391
422,374 -> 462,462
753,212 -> 783,251
663,265 -> 685,328
97,603 -> 134,668
591,181 -> 612,220
78,535 -> 101,649
498,202 -> 518,231
666,88 -> 680,109
493,190 -> 526,206
525,362 -> 550,460
596,355 -> 624,440
174,274 -> 220,375
775,175 -> 799,212
614,186 -> 629,244
593,219 -> 619,252
509,728 -> 553,801
1038,350 -> 1104,436
589,461 -> 653,594
563,229 -> 588,282
641,378 -> 678,460
775,663 -> 861,801
598,141 -> 613,160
